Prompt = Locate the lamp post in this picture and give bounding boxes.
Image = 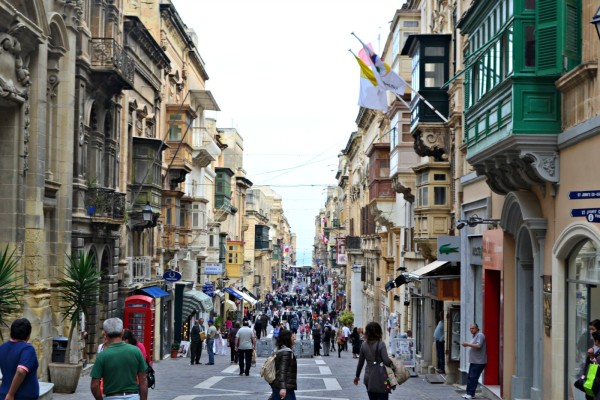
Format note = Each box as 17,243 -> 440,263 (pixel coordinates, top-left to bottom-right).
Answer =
592,5 -> 600,41
142,202 -> 153,226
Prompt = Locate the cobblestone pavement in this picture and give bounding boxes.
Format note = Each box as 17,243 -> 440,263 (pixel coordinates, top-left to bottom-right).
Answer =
53,347 -> 489,400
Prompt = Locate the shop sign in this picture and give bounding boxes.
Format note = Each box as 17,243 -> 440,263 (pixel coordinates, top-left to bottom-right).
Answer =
337,253 -> 347,265
437,236 -> 461,262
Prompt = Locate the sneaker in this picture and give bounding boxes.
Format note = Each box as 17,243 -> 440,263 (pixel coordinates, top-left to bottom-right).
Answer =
462,395 -> 474,399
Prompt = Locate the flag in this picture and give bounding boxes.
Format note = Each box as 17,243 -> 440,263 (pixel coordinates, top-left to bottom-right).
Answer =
356,39 -> 407,96
354,56 -> 388,112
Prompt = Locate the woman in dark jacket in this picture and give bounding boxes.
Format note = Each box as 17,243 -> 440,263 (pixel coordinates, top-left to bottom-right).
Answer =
350,327 -> 361,358
228,321 -> 240,364
272,329 -> 297,400
353,321 -> 393,400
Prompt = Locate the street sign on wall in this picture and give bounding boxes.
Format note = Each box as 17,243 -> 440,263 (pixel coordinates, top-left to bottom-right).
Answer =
205,263 -> 223,275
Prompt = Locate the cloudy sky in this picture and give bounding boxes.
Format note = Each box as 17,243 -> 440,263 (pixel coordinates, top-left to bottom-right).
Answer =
171,0 -> 403,265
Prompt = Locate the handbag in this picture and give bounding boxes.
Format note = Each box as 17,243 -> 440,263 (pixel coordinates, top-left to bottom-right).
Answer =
366,342 -> 393,394
574,352 -> 600,397
251,349 -> 257,367
390,356 -> 410,385
146,365 -> 155,389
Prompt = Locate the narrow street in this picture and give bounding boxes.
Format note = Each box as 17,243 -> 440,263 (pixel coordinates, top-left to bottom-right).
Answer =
53,349 -> 487,400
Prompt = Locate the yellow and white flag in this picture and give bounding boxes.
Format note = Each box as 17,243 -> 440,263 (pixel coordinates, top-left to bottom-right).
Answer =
354,56 -> 388,112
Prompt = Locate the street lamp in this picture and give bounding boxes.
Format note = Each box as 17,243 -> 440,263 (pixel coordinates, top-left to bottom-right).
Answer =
142,202 -> 153,224
456,214 -> 500,230
592,5 -> 600,41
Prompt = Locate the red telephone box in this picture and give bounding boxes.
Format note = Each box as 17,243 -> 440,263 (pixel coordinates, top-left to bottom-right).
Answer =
124,295 -> 155,361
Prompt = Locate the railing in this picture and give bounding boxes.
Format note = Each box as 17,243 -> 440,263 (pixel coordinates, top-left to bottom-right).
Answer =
85,188 -> 126,220
90,38 -> 135,84
124,256 -> 152,286
345,236 -> 361,250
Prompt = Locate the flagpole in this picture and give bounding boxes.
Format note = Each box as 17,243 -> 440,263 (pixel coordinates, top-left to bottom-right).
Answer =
352,32 -> 449,124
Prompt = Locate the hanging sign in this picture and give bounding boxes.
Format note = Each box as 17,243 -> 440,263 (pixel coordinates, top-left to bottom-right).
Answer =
162,270 -> 182,282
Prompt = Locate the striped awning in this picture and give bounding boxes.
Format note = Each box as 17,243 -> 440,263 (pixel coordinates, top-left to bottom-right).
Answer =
182,289 -> 213,317
224,299 -> 237,313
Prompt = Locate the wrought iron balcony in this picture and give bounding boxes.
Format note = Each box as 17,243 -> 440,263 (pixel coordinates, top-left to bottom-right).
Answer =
345,236 -> 361,250
90,38 -> 135,89
85,187 -> 126,223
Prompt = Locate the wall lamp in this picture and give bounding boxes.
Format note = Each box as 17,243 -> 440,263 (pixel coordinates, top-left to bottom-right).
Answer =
592,5 -> 600,41
456,214 -> 500,230
384,273 -> 419,292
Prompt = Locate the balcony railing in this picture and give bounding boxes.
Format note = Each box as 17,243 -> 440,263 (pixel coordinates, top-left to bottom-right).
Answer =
90,38 -> 135,86
346,236 -> 361,250
85,188 -> 126,221
124,256 -> 152,286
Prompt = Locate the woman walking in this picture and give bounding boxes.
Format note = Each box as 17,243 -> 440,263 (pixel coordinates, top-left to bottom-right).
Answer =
353,321 -> 393,400
350,327 -> 361,358
271,329 -> 298,400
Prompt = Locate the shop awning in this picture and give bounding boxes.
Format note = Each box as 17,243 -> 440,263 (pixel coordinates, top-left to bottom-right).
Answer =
408,260 -> 449,279
242,287 -> 258,300
182,289 -> 213,317
224,299 -> 237,313
139,286 -> 169,298
224,287 -> 257,306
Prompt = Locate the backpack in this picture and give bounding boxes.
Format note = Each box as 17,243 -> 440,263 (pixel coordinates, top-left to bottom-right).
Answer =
260,348 -> 292,384
260,352 -> 277,384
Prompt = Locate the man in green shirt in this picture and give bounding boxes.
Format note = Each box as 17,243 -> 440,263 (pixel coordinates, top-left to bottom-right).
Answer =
91,318 -> 148,400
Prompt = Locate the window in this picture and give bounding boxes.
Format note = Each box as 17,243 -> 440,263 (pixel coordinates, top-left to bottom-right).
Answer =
418,187 -> 429,206
524,25 -> 535,67
434,187 -> 447,205
434,173 -> 446,181
404,21 -> 419,28
165,208 -> 172,225
424,63 -> 445,87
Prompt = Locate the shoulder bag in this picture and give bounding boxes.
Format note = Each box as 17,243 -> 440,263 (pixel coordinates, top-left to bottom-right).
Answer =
574,350 -> 600,397
366,342 -> 393,394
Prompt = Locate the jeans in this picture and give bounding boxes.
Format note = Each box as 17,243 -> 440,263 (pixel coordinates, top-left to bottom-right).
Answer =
466,363 -> 486,395
103,395 -> 139,400
238,348 -> 252,375
271,387 -> 296,400
322,342 -> 329,356
207,338 -> 215,364
367,391 -> 388,400
435,340 -> 445,371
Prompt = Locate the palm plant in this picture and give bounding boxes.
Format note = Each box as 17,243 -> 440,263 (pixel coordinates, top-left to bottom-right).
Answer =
0,245 -> 26,340
56,251 -> 101,362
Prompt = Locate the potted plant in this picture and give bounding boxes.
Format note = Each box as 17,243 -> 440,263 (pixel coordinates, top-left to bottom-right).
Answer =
49,251 -> 101,393
171,341 -> 180,358
0,245 -> 26,340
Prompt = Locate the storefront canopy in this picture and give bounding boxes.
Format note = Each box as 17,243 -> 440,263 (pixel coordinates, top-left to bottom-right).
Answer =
224,299 -> 237,313
139,286 -> 169,298
182,289 -> 213,317
408,260 -> 449,279
224,287 -> 257,306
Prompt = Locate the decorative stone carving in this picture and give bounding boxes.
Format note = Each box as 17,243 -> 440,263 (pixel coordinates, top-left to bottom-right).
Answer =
412,122 -> 448,161
391,175 -> 415,202
473,150 -> 559,195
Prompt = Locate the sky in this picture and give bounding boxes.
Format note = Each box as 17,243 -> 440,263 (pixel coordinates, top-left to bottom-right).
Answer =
171,0 -> 403,266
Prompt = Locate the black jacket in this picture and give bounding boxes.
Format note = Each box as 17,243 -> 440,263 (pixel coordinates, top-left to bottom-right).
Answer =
272,348 -> 297,390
